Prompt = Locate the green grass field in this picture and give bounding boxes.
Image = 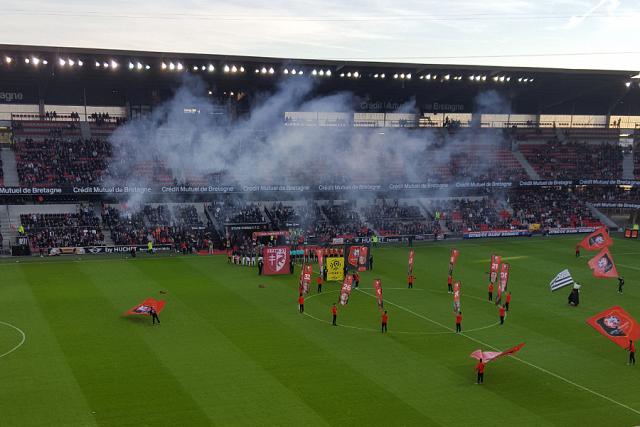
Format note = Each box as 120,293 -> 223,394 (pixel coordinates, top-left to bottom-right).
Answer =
1,235 -> 640,426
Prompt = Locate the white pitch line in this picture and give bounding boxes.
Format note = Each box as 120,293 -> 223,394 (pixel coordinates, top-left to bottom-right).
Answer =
357,290 -> 640,417
0,321 -> 26,359
618,264 -> 640,272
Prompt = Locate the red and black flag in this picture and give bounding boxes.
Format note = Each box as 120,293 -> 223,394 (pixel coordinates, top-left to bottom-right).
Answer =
126,298 -> 166,316
587,306 -> 640,348
489,254 -> 502,285
408,250 -> 415,275
374,279 -> 383,309
448,248 -> 460,276
579,227 -> 613,251
496,263 -> 510,305
588,247 -> 618,279
339,275 -> 354,306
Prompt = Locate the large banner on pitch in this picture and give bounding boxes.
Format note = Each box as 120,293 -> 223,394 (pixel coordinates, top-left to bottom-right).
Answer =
587,306 -> 640,348
579,227 -> 612,251
326,257 -> 345,282
262,246 -> 291,275
587,248 -> 618,279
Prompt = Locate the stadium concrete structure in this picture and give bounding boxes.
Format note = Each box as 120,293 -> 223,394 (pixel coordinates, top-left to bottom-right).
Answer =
1,44 -> 640,255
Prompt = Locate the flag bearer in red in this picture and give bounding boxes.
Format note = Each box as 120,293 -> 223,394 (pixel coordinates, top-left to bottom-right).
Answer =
505,292 -> 512,311
499,305 -> 506,325
488,283 -> 494,301
408,274 -> 415,289
317,275 -> 323,293
298,294 -> 305,313
629,340 -> 636,366
331,303 -> 337,326
447,275 -> 453,294
476,360 -> 485,384
381,311 -> 388,333
456,312 -> 462,333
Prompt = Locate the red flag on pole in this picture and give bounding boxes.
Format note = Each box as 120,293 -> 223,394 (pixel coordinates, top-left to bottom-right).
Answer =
374,279 -> 383,309
317,249 -> 324,273
588,248 -> 618,278
449,248 -> 460,266
339,275 -> 354,306
408,250 -> 415,275
489,254 -> 502,285
453,281 -> 461,312
496,263 -> 510,304
579,227 -> 613,251
299,264 -> 313,295
263,246 -> 291,275
125,298 -> 166,316
587,306 -> 640,348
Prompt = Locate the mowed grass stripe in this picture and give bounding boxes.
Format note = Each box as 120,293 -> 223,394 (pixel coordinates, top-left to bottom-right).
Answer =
21,262 -> 214,427
175,257 -> 442,426
0,266 -> 98,427
89,258 -> 330,427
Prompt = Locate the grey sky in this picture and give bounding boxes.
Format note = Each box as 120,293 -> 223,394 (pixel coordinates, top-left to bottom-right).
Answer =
1,0 -> 639,70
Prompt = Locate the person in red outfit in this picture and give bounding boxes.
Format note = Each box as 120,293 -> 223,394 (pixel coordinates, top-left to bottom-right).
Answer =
408,274 -> 415,289
629,340 -> 636,366
447,275 -> 453,293
316,276 -> 323,293
298,294 -> 305,313
488,283 -> 494,301
381,311 -> 388,333
455,311 -> 462,333
505,292 -> 512,311
476,359 -> 485,384
331,303 -> 337,326
499,305 -> 506,325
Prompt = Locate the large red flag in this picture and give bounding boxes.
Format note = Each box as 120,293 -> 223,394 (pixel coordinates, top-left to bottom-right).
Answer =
357,246 -> 369,272
263,246 -> 291,275
587,306 -> 640,348
579,227 -> 612,251
470,343 -> 525,363
408,250 -> 415,275
339,275 -> 354,306
374,279 -> 383,309
489,254 -> 502,285
588,248 -> 618,278
496,263 -> 510,304
316,249 -> 324,273
126,298 -> 166,316
453,281 -> 461,313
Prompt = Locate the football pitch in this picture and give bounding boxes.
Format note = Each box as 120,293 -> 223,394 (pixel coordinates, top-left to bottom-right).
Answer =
1,235 -> 639,426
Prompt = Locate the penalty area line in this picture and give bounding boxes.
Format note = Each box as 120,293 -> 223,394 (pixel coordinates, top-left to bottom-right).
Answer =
356,290 -> 640,417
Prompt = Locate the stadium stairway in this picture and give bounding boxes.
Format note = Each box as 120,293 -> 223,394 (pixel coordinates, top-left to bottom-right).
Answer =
0,205 -> 12,254
0,146 -> 19,186
93,201 -> 115,246
80,121 -> 92,139
512,149 -> 540,180
622,152 -> 634,179
586,202 -> 618,228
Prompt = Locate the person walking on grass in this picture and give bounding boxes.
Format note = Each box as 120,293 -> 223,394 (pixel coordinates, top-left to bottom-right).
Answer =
317,275 -> 323,293
381,310 -> 388,333
499,305 -> 506,325
408,274 -> 415,289
618,276 -> 625,294
331,303 -> 337,326
628,340 -> 636,366
488,282 -> 494,302
476,359 -> 485,384
298,294 -> 305,313
455,311 -> 462,333
505,292 -> 512,311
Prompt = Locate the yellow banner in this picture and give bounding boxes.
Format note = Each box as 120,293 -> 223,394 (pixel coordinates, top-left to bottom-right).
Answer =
528,223 -> 541,231
326,257 -> 345,282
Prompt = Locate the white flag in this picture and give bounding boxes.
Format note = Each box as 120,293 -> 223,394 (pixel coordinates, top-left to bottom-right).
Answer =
550,269 -> 574,292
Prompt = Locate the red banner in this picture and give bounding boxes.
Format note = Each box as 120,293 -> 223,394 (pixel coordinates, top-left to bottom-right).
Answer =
374,279 -> 383,309
453,281 -> 461,312
300,264 -> 313,295
489,254 -> 502,284
587,306 -> 640,348
588,248 -> 618,278
470,343 -> 525,363
252,230 -> 290,239
262,246 -> 291,275
339,275 -> 354,306
579,227 -> 612,251
358,246 -> 368,272
408,250 -> 415,274
496,263 -> 510,304
347,245 -> 368,271
126,298 -> 166,316
449,248 -> 460,266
